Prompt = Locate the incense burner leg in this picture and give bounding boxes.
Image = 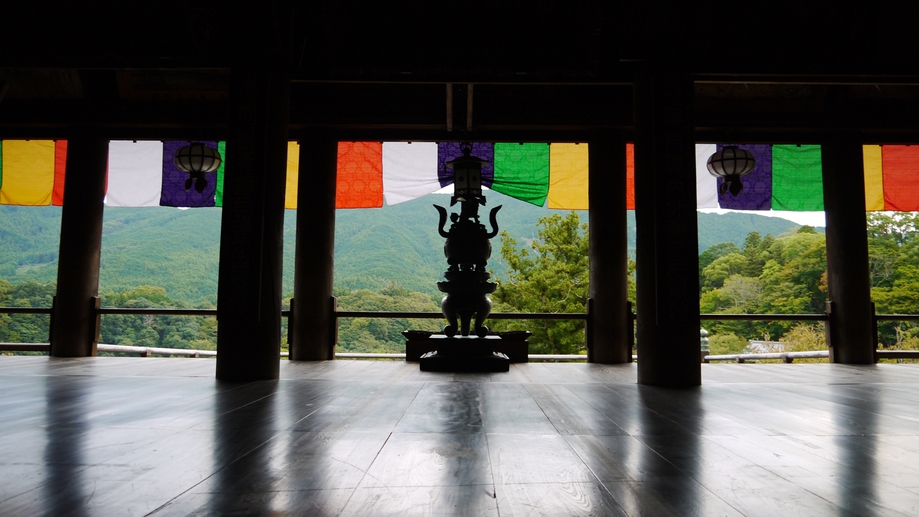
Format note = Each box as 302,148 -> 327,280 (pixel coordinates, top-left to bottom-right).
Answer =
458,310 -> 474,337
441,295 -> 458,337
473,295 -> 493,338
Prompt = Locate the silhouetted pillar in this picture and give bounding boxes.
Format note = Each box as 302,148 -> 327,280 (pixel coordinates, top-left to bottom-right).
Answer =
822,134 -> 875,363
633,67 -> 701,387
50,134 -> 107,357
588,132 -> 631,363
289,133 -> 338,361
215,4 -> 289,381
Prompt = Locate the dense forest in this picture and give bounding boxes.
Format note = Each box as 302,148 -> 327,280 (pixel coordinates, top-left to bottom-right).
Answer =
12,197 -> 917,360
0,193 -> 804,300
698,213 -> 919,358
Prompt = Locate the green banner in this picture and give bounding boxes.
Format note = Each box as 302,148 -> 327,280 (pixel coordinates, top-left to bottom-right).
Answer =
771,144 -> 823,211
215,141 -> 227,207
492,143 -> 549,206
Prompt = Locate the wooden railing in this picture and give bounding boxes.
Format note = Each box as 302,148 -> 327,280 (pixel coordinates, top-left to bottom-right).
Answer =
1,306 -> 917,362
335,310 -> 587,320
704,351 -> 829,363
700,313 -> 827,321
0,307 -> 51,315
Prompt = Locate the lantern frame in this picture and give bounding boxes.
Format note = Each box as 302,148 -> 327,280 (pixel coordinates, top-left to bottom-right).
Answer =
706,146 -> 756,179
707,145 -> 757,196
174,142 -> 222,193
174,143 -> 222,175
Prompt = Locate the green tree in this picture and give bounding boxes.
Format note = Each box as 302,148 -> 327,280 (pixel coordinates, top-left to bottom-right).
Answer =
491,212 -> 590,354
708,333 -> 748,355
699,242 -> 740,287
335,285 -> 441,353
98,286 -> 218,353
701,253 -> 747,291
741,231 -> 765,277
0,280 -> 55,346
700,228 -> 827,342
759,231 -> 827,315
867,213 -> 919,349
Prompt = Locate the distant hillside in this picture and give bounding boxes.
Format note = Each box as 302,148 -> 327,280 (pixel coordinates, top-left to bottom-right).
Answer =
695,211 -> 814,250
0,206 -> 63,280
0,194 -> 816,302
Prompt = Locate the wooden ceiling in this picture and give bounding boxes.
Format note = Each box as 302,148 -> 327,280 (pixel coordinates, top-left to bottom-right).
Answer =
2,1 -> 919,142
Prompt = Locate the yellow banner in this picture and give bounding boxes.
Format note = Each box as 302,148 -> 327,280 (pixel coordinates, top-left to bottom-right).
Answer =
0,140 -> 55,206
547,143 -> 589,210
285,141 -> 300,209
863,145 -> 884,211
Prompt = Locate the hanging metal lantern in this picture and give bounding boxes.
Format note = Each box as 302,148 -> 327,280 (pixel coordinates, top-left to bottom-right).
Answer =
174,143 -> 222,193
707,146 -> 756,196
446,143 -> 488,207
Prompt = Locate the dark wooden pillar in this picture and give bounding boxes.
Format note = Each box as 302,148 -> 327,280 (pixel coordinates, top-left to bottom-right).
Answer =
50,134 -> 108,357
633,67 -> 701,387
822,134 -> 875,363
215,3 -> 289,381
588,132 -> 631,363
289,132 -> 338,361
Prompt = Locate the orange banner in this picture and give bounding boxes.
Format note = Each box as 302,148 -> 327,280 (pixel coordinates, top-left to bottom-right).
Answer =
626,143 -> 635,210
52,140 -> 68,206
882,145 -> 919,211
336,142 -> 383,208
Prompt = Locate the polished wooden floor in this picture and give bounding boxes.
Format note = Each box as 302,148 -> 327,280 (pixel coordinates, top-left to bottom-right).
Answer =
0,357 -> 918,516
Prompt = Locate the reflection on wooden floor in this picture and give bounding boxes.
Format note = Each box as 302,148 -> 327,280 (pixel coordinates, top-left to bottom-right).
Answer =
0,357 -> 918,516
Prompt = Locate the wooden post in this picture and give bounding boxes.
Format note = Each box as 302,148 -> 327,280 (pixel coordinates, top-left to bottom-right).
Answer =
822,134 -> 875,364
50,134 -> 107,357
633,66 -> 701,387
215,1 -> 289,381
588,132 -> 631,363
289,132 -> 338,361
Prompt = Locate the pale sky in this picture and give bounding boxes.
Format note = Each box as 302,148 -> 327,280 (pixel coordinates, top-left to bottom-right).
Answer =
697,209 -> 826,228
436,186 -> 829,227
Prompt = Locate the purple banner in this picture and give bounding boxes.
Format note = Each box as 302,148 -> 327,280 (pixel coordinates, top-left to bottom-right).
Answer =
437,142 -> 495,188
160,141 -> 219,207
717,144 -> 772,210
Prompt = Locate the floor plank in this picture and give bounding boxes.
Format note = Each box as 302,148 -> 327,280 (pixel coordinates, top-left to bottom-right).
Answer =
339,484 -> 499,517
359,432 -> 493,488
495,482 -> 629,517
0,357 -> 917,516
486,433 -> 596,485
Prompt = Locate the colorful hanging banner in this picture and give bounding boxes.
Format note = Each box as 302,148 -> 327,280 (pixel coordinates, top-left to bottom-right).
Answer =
437,142 -> 494,188
863,145 -> 884,211
383,142 -> 440,205
882,145 -> 919,211
52,140 -> 68,206
626,143 -> 635,210
160,141 -> 218,208
771,144 -> 824,211
547,143 -> 589,209
214,141 -> 227,207
717,144 -> 772,210
0,140 -> 56,206
106,141 -> 165,207
284,141 -> 300,209
337,142 -> 383,208
492,143 -> 549,206
23,138 -> 919,216
695,144 -> 719,208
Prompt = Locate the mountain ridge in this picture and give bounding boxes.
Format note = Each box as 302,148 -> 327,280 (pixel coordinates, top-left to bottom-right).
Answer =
0,193 -> 816,302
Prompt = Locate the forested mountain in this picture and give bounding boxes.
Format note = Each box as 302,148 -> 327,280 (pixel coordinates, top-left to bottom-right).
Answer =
0,206 -> 63,280
11,198 -> 917,360
0,192 -> 809,302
